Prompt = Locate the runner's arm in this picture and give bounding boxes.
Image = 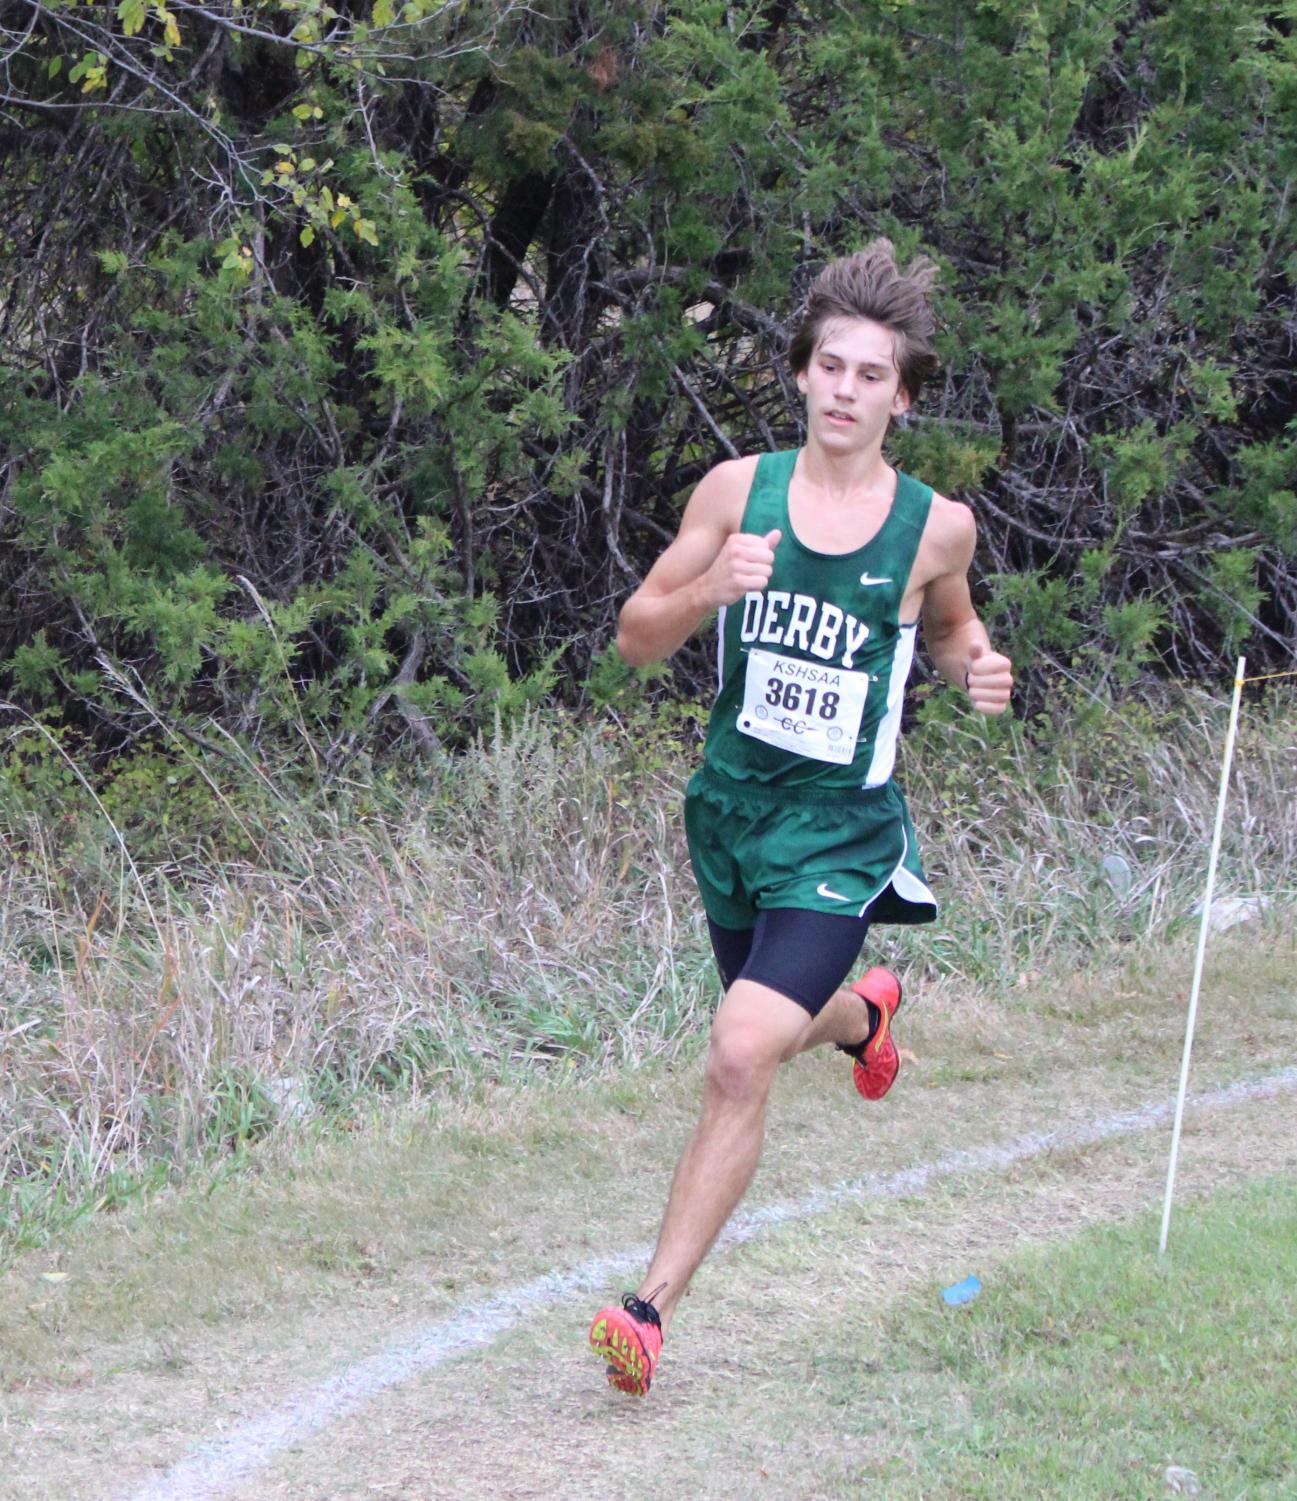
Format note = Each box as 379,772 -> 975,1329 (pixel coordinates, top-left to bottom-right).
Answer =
920,500 -> 1014,715
616,460 -> 778,666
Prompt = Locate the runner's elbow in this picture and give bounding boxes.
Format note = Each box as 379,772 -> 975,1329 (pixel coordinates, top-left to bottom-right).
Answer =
615,603 -> 658,667
616,628 -> 653,667
617,585 -> 674,664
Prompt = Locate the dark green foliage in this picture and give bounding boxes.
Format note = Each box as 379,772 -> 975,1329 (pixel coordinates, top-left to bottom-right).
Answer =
1,0 -> 1293,770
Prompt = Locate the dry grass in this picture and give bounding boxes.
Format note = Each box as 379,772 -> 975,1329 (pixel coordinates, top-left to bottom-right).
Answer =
1,926 -> 1292,1501
0,713 -> 714,1245
1,687 -> 1293,1250
3,924 -> 1291,1376
892,681 -> 1296,982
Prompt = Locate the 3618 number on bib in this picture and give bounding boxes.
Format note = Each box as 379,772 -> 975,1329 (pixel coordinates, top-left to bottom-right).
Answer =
736,647 -> 868,764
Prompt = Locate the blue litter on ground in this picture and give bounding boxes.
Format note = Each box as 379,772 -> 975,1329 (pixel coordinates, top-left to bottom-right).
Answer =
942,1275 -> 982,1306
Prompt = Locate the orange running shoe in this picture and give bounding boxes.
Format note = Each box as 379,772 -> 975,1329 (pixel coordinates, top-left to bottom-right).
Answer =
838,966 -> 903,1101
588,1286 -> 665,1396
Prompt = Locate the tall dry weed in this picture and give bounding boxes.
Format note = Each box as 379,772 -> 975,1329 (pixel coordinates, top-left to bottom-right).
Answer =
2,688 -> 1292,1246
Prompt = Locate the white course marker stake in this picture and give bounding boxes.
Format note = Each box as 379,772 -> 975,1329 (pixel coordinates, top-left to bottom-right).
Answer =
1159,656 -> 1247,1255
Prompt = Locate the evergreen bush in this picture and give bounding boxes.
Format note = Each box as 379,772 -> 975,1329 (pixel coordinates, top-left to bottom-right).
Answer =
0,0 -> 1292,766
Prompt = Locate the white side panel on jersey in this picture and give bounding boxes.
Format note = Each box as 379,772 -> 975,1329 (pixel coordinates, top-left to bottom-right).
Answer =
863,624 -> 918,787
715,604 -> 727,695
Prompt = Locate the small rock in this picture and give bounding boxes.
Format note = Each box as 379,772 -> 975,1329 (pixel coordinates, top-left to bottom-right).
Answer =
1193,895 -> 1268,933
263,1073 -> 312,1120
1164,1464 -> 1201,1496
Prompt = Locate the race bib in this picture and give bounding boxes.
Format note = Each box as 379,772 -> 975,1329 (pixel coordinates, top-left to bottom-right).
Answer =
736,648 -> 869,764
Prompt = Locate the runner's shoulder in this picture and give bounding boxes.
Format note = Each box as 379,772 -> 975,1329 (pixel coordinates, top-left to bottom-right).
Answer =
920,489 -> 977,566
685,455 -> 761,531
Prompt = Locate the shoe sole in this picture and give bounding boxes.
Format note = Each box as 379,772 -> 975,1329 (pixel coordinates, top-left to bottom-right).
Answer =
850,968 -> 903,1101
588,1311 -> 658,1396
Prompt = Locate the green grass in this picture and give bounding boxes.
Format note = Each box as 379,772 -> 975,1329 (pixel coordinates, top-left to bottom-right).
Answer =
856,1177 -> 1297,1498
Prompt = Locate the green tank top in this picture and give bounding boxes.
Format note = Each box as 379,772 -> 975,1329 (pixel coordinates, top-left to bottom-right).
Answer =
703,449 -> 933,790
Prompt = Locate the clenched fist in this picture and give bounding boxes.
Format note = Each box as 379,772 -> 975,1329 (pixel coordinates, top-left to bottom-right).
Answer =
966,640 -> 1013,715
702,528 -> 781,608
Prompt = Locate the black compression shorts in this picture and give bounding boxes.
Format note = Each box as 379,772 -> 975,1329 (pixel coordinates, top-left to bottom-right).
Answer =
706,907 -> 872,1018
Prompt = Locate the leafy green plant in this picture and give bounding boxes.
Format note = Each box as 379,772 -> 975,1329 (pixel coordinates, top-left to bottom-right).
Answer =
2,0 -> 1294,765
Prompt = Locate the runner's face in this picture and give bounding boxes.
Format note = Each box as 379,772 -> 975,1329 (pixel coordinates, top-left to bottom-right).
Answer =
796,318 -> 911,450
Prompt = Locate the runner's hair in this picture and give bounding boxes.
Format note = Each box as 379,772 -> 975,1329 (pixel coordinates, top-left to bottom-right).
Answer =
788,239 -> 940,401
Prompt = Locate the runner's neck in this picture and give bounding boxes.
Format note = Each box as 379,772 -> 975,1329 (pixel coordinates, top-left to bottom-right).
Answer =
795,438 -> 894,504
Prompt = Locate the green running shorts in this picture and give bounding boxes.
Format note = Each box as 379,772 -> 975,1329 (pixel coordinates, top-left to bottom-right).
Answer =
683,765 -> 937,931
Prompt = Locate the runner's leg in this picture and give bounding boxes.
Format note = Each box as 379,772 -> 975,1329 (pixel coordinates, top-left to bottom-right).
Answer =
784,984 -> 876,1058
640,910 -> 881,1329
596,906 -> 897,1383
635,976 -> 811,1334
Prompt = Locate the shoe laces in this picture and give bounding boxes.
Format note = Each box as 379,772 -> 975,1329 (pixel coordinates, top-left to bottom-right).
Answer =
621,1282 -> 666,1328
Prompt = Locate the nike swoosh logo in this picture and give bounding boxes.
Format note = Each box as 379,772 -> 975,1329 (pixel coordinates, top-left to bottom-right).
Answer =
817,882 -> 852,902
859,573 -> 893,587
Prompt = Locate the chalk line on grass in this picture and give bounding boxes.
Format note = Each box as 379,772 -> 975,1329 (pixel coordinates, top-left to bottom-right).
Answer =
122,1067 -> 1297,1501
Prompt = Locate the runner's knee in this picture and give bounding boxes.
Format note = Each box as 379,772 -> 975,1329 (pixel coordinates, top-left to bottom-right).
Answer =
704,1019 -> 788,1102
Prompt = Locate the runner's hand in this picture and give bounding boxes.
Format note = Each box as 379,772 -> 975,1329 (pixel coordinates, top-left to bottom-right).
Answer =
966,640 -> 1013,715
702,529 -> 781,608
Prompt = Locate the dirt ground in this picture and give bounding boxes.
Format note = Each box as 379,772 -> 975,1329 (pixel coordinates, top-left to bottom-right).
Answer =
2,928 -> 1294,1501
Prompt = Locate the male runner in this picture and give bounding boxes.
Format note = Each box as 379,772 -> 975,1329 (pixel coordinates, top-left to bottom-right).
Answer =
588,241 -> 1013,1396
